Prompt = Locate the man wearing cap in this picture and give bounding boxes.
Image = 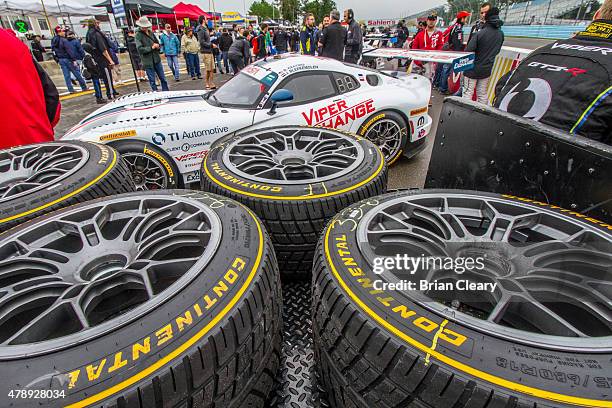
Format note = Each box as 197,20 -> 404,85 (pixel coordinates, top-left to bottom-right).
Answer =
319,10 -> 346,61
438,10 -> 470,94
51,26 -> 87,94
135,16 -> 169,92
86,18 -> 118,99
411,14 -> 444,81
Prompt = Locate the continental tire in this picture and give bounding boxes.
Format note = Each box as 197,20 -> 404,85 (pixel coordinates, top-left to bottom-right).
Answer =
357,110 -> 408,165
0,141 -> 134,233
0,190 -> 282,408
313,190 -> 612,408
200,126 -> 387,277
113,140 -> 180,190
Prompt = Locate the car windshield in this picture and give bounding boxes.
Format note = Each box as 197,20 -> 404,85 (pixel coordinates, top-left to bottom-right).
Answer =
208,73 -> 268,108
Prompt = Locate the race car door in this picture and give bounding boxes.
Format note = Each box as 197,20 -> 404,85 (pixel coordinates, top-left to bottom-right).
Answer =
251,71 -> 365,132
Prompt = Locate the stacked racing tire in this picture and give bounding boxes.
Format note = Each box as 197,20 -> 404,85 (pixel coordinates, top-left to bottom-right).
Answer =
313,190 -> 612,408
0,141 -> 134,233
0,190 -> 282,408
200,126 -> 387,277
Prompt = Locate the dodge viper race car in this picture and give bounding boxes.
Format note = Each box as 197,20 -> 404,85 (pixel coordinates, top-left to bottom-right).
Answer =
62,54 -> 432,189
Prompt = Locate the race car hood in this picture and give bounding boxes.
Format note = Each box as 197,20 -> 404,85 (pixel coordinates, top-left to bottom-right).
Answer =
61,90 -> 213,140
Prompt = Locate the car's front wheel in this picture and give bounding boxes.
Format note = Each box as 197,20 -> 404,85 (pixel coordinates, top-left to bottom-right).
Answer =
114,141 -> 179,190
358,110 -> 408,165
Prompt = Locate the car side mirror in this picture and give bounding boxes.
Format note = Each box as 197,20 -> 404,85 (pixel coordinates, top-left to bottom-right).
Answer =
268,89 -> 293,115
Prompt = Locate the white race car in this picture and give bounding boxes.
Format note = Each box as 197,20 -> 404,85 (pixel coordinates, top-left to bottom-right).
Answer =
62,54 -> 432,189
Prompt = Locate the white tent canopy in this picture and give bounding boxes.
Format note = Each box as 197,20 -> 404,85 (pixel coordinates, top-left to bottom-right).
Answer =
0,0 -> 106,16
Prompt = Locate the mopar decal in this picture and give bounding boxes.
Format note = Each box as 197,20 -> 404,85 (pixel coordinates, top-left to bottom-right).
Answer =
60,257 -> 249,391
99,130 -> 137,141
302,99 -> 375,128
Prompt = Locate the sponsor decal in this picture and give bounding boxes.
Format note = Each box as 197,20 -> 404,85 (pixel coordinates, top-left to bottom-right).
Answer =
210,162 -> 282,192
498,78 -> 552,122
417,116 -> 425,127
367,19 -> 398,26
410,107 -> 428,116
180,141 -> 210,152
186,172 -> 200,183
577,21 -> 612,40
452,55 -> 474,71
302,99 -> 375,129
527,61 -> 586,77
176,150 -> 208,162
99,129 -> 137,141
143,146 -> 174,177
152,127 -> 229,145
550,42 -> 612,55
261,72 -> 278,86
60,257 -> 249,391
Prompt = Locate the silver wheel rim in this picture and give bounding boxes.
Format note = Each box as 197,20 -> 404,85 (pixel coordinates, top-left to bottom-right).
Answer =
356,193 -> 612,351
224,127 -> 364,184
0,194 -> 221,357
363,119 -> 402,161
123,152 -> 169,191
0,144 -> 88,202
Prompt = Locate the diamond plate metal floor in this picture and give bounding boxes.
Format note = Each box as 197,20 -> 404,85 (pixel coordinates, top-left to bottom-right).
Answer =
267,280 -> 330,408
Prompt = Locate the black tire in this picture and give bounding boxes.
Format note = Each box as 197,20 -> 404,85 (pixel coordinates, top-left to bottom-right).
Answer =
113,140 -> 180,190
200,126 -> 388,278
357,110 -> 408,166
0,190 -> 282,408
0,141 -> 134,233
313,189 -> 612,408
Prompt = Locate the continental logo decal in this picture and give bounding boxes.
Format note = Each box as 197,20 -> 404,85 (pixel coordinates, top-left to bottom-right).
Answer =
99,130 -> 137,141
410,106 -> 428,116
144,146 -> 174,177
96,144 -> 111,164
62,257 -> 249,391
331,232 -> 467,348
501,194 -> 612,230
210,162 -> 282,192
359,114 -> 385,135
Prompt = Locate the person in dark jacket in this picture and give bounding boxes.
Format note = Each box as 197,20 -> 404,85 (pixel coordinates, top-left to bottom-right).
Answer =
468,2 -> 491,43
319,10 -> 346,61
197,15 -> 215,89
462,7 -> 504,104
51,26 -> 87,93
82,42 -> 105,104
126,29 -> 146,81
343,9 -> 362,63
273,27 -> 289,54
438,10 -> 470,94
219,28 -> 233,73
494,2 -> 612,145
86,18 -> 118,99
291,29 -> 300,52
228,27 -> 250,73
31,35 -> 46,61
396,21 -> 409,48
135,16 -> 169,92
300,13 -> 317,55
316,16 -> 330,54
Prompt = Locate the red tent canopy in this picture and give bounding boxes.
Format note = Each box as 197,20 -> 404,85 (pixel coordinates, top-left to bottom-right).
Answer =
147,2 -> 220,21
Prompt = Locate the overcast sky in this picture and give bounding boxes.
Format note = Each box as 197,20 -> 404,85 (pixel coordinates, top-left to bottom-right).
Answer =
83,0 -> 447,20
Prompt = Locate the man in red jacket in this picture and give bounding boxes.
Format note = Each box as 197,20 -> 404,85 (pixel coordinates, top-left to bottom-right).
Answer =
0,29 -> 60,149
410,14 -> 444,81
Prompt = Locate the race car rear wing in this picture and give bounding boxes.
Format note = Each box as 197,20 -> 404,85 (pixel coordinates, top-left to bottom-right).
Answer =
362,48 -> 476,72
